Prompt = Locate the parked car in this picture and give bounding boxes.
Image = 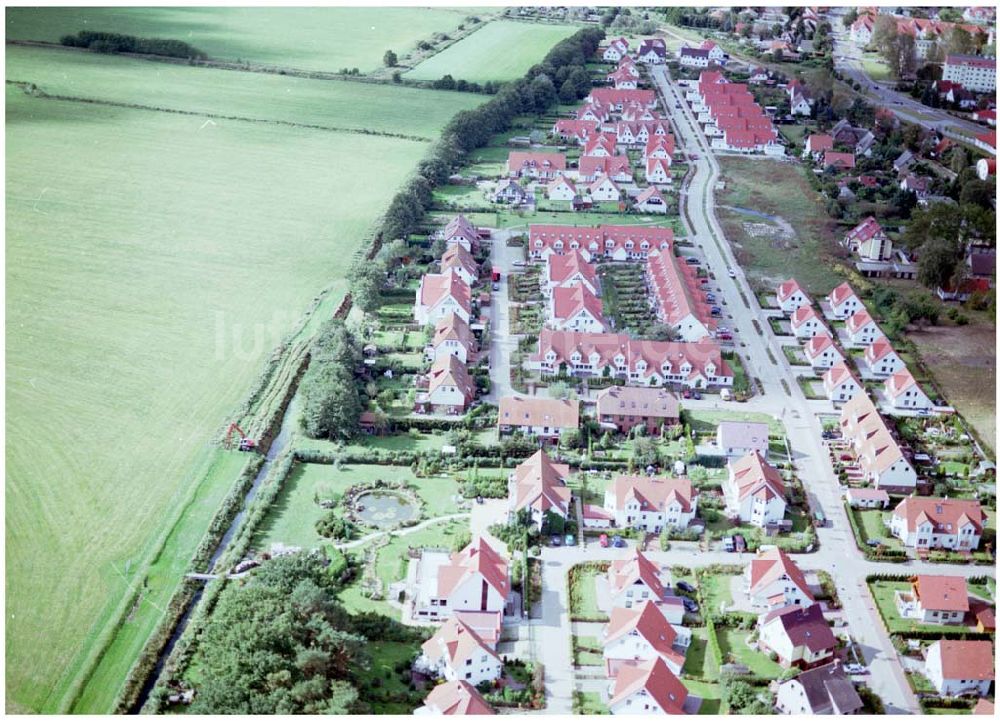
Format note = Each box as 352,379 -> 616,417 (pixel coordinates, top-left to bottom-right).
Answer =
699,277 -> 710,285
723,536 -> 735,552
612,535 -> 625,548
565,534 -> 576,547
710,306 -> 722,316
733,534 -> 746,552
599,533 -> 609,548
685,257 -> 700,265
718,332 -> 733,341
866,539 -> 881,547
682,597 -> 699,613
728,268 -> 737,278
682,389 -> 692,399
512,260 -> 526,267
720,388 -> 732,401
492,282 -> 500,291
844,664 -> 868,675
705,293 -> 716,302
692,391 -> 702,400
677,580 -> 696,594
550,536 -> 562,547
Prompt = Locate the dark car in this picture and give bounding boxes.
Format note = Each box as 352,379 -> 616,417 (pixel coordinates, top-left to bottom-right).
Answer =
551,535 -> 562,546
677,581 -> 696,594
682,389 -> 692,399
692,391 -> 702,400
733,534 -> 747,552
682,597 -> 699,613
612,535 -> 625,548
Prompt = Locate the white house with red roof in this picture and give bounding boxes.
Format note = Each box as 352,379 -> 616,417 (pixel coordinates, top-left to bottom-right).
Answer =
845,309 -> 884,347
415,680 -> 495,716
584,132 -> 618,158
844,216 -> 892,261
645,158 -> 673,185
545,250 -> 598,296
604,476 -> 698,533
822,362 -> 863,404
634,185 -> 668,214
845,487 -> 890,509
546,175 -> 577,202
428,312 -> 476,365
549,284 -> 607,333
602,37 -> 630,62
582,503 -> 614,529
826,282 -> 863,319
528,224 -> 673,262
441,243 -> 479,286
607,657 -> 688,715
791,305 -> 827,339
895,575 -> 969,626
416,616 -> 502,686
679,46 -> 711,67
620,103 -> 660,122
646,249 -> 715,341
744,548 -> 814,611
606,550 -> 673,610
415,269 -> 472,325
587,175 -> 622,202
889,497 -> 987,550
578,155 -> 634,184
507,151 -> 567,180
587,87 -> 658,111
804,333 -> 844,370
506,449 -> 572,527
924,640 -> 995,697
616,120 -> 671,147
636,38 -> 668,65
725,451 -> 786,527
419,354 -> 476,414
602,601 -> 687,676
700,39 -> 725,62
412,537 -> 509,621
577,102 -> 610,124
442,214 -> 480,252
802,133 -> 834,159
552,118 -> 600,144
884,370 -> 932,411
863,338 -> 905,377
776,279 -> 811,313
499,397 -> 580,443
758,602 -> 837,669
839,393 -> 917,491
644,135 -> 674,161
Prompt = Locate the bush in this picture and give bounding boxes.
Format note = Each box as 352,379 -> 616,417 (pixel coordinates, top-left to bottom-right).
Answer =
315,512 -> 357,541
60,30 -> 207,59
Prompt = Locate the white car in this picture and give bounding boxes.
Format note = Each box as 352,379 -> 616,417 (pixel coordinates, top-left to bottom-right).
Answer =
844,664 -> 868,675
728,268 -> 737,278
512,260 -> 526,267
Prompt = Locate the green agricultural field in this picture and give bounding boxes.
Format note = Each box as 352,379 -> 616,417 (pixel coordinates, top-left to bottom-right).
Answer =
5,40 -> 465,710
406,20 -> 578,82
6,5 -> 484,73
7,45 -> 486,139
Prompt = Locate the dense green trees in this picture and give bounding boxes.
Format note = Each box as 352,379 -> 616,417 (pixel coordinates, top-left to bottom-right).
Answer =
300,320 -> 363,441
60,30 -> 206,59
383,50 -> 398,67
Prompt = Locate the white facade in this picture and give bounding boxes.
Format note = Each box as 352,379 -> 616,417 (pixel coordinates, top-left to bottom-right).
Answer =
603,634 -> 684,676
759,619 -> 833,667
925,642 -> 993,697
824,374 -> 862,404
792,314 -> 825,339
415,293 -> 469,327
778,289 -> 810,313
887,382 -> 932,410
589,177 -> 622,202
828,292 -> 863,319
889,515 -> 982,551
428,337 -> 470,365
866,349 -> 904,376
746,571 -> 812,611
807,343 -> 844,370
942,56 -> 997,93
605,492 -> 697,534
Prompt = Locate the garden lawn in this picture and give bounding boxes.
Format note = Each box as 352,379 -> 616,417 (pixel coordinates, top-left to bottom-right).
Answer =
406,20 -> 577,82
573,635 -> 604,666
6,6 -> 481,73
5,47 -> 462,712
570,564 -> 608,621
717,629 -> 784,679
868,580 -> 982,635
684,627 -> 720,680
699,574 -> 735,616
851,508 -> 901,550
575,691 -> 610,714
682,679 -> 723,715
6,45 -> 486,139
686,409 -> 785,435
354,641 -> 420,712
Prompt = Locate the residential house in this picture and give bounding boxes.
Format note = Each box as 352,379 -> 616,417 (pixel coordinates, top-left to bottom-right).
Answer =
417,616 -> 502,686
942,54 -> 996,93
427,312 -> 476,364
441,244 -> 479,286
924,640 -> 995,696
823,151 -> 856,171
584,132 -> 619,158
775,661 -> 864,715
822,362 -> 863,404
545,249 -> 598,296
506,449 -> 571,527
547,175 -> 578,202
826,282 -> 863,319
845,487 -> 890,509
700,39 -> 725,62
937,277 -> 992,302
787,80 -> 813,116
791,305 -> 827,339
636,38 -> 667,65
419,354 -> 475,414
679,46 -> 712,68
606,550 -> 670,609
607,657 -> 688,715
745,548 -> 814,611
526,329 -> 733,389
850,13 -> 875,44
830,119 -> 875,157
748,66 -> 771,84
549,284 -> 607,333
845,309 -> 884,347
602,601 -> 686,676
966,246 -> 995,281
645,158 -> 673,185
839,393 -> 917,491
884,370 -> 932,411
552,118 -> 600,144
412,536 -> 509,620
415,269 -> 472,325
804,333 -> 844,370
645,249 -> 716,341
442,214 -> 480,251
603,37 -> 630,63
587,88 -> 658,111
578,155 -> 634,184
889,497 -> 987,551
498,396 -> 580,442
776,278 -> 811,313
644,135 -> 674,162
803,133 -> 834,159
893,149 -> 915,175
864,338 -> 904,377
604,475 -> 698,534
900,173 -> 930,201
608,66 -> 639,90
725,451 -> 787,528
507,151 -> 567,181
973,108 -> 997,127
596,385 -> 680,436
895,575 -> 969,625
492,177 -> 526,205
717,421 -> 770,458
415,680 -> 495,716
583,504 -> 614,529
588,175 -> 623,202
843,216 -> 892,261
634,185 -> 668,214
759,603 -> 837,669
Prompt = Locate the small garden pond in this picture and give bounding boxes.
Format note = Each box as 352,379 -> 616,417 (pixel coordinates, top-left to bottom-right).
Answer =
354,491 -> 419,529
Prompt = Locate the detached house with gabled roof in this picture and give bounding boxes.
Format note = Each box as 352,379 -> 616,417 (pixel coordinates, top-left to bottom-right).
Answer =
442,214 -> 480,252
604,475 -> 698,534
636,38 -> 668,65
413,536 -> 510,620
441,243 -> 479,286
546,175 -> 577,202
791,305 -> 827,339
839,393 -> 917,491
427,312 -> 476,364
844,216 -> 892,261
587,174 -> 623,203
418,354 -> 475,414
863,338 -> 904,377
415,680 -> 495,716
803,133 -> 834,159
924,640 -> 995,697
415,269 -> 472,325
506,449 -> 572,527
416,616 -> 502,686
634,185 -> 668,214
776,278 -> 811,313
804,333 -> 844,370
583,132 -> 619,158
549,284 -> 607,333
775,661 -> 864,715
602,37 -> 630,62
578,155 -> 634,184
889,497 -> 987,551
895,575 -> 969,625
845,309 -> 884,347
725,451 -> 786,527
822,362 -> 863,404
608,657 -> 688,715
602,601 -> 687,676
507,151 -> 566,181
645,157 -> 673,185
606,550 -> 671,610
745,547 -> 814,611
884,370 -> 932,411
758,602 -> 837,669
826,282 -> 863,319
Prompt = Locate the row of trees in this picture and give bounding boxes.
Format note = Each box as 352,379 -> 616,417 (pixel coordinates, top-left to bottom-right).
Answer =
299,320 -> 363,441
60,30 -> 206,59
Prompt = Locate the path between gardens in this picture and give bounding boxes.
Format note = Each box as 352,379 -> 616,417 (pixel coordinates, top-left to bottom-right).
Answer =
333,512 -> 471,550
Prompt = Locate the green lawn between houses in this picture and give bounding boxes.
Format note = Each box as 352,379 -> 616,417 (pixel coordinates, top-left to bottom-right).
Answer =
5,41 -> 482,715
716,629 -> 785,679
569,563 -> 608,622
405,20 -> 579,82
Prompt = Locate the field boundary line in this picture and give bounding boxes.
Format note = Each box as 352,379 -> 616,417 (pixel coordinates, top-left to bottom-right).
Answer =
6,79 -> 433,142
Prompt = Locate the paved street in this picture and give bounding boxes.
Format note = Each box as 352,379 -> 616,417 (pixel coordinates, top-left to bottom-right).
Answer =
486,229 -> 524,402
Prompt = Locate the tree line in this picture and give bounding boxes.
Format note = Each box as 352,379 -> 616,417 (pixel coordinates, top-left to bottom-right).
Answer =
60,30 -> 207,59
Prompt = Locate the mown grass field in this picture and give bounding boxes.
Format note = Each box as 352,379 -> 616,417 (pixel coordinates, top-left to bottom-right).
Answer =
406,20 -> 577,82
5,5 -> 482,73
7,45 -> 486,139
5,40 -> 469,712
